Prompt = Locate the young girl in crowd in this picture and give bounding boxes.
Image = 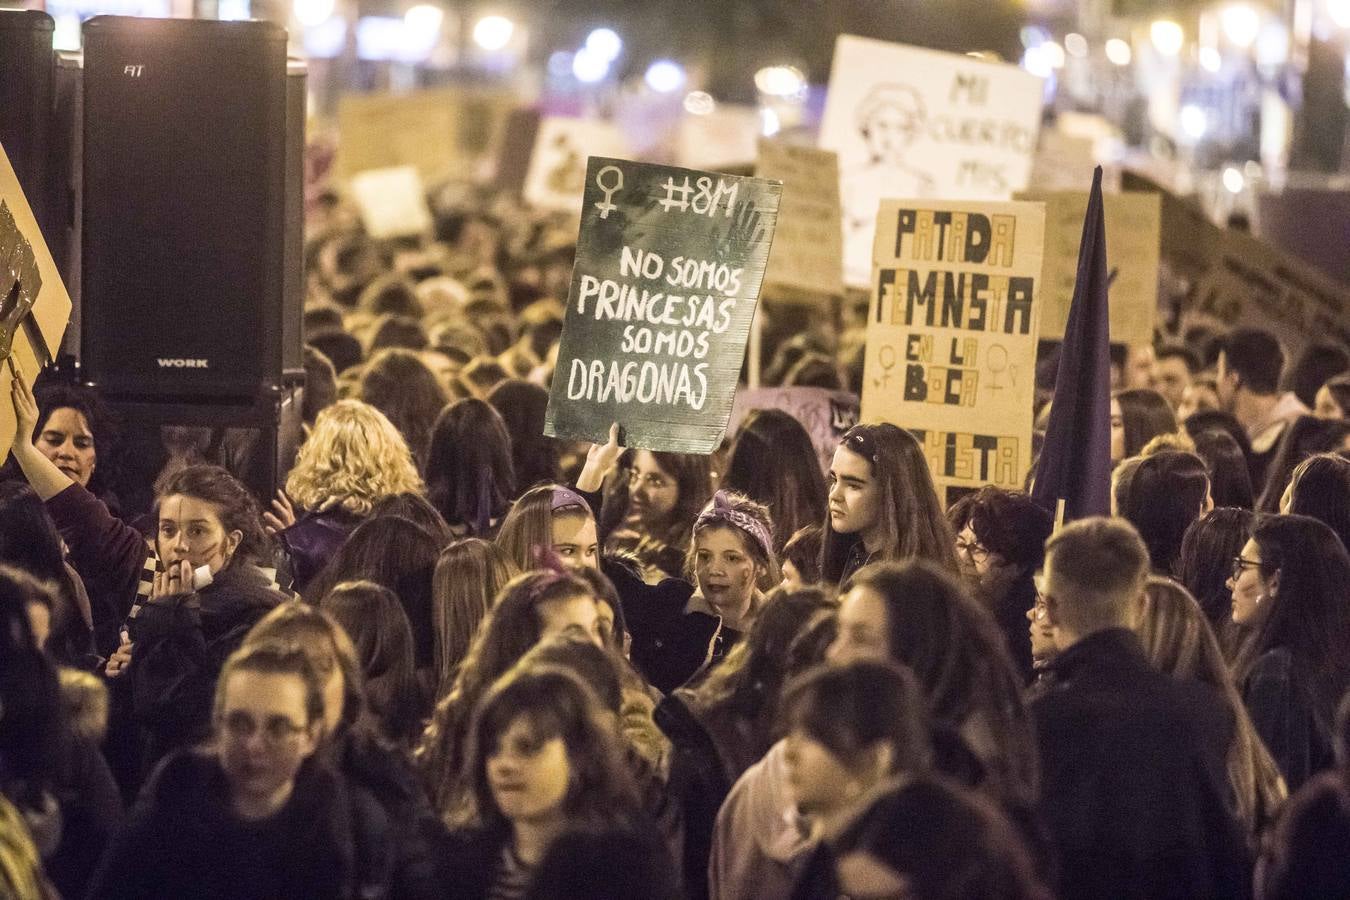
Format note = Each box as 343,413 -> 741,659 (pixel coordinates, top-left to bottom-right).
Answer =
438,667 -> 660,898
1229,514 -> 1350,790
417,570 -> 605,822
88,641 -> 379,899
1135,577 -> 1287,837
821,424 -> 958,585
607,449 -> 713,580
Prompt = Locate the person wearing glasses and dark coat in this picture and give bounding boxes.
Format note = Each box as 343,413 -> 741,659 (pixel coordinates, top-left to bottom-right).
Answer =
87,641 -> 392,900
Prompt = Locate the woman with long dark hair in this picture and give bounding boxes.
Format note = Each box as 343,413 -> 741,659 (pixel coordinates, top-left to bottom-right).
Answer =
821,424 -> 958,586
425,398 -> 516,537
1112,388 -> 1178,464
1279,452 -> 1350,551
1178,507 -> 1254,645
1117,450 -> 1212,575
488,379 -> 562,495
430,539 -> 519,699
1229,514 -> 1350,789
1191,428 -> 1256,510
721,409 -> 826,554
357,348 -> 449,471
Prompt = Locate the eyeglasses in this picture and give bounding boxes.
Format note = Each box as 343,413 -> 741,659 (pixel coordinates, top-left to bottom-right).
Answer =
955,537 -> 990,562
1231,556 -> 1267,580
221,710 -> 308,745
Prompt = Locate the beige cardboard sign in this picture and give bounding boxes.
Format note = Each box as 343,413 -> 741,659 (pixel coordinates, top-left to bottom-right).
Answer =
754,139 -> 844,300
861,200 -> 1045,505
819,35 -> 1044,286
350,166 -> 434,239
524,117 -> 630,213
0,140 -> 73,458
337,87 -> 515,184
1020,190 -> 1160,346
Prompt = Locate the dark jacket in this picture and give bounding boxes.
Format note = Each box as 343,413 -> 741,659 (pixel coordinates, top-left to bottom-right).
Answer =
1031,628 -> 1252,900
1240,646 -> 1333,793
86,748 -> 388,900
277,505 -> 364,594
126,563 -> 284,771
434,824 -> 512,900
1259,770 -> 1350,900
45,483 -> 149,657
604,558 -> 718,696
655,694 -> 733,900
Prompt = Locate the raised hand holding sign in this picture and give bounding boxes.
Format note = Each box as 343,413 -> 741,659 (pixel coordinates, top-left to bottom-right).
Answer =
544,157 -> 782,455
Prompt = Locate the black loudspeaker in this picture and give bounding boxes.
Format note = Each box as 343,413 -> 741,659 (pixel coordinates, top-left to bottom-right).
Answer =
81,17 -> 302,402
0,10 -> 57,246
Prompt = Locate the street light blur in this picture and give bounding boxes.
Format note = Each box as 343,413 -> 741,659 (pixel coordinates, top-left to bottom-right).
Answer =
1199,46 -> 1222,72
294,0 -> 335,28
1331,0 -> 1350,29
644,59 -> 686,93
753,65 -> 806,98
1220,4 -> 1260,48
585,27 -> 622,62
1180,103 -> 1208,141
472,14 -> 514,51
1105,38 -> 1133,65
1150,19 -> 1185,57
1064,33 -> 1088,58
572,47 -> 609,83
403,3 -> 443,35
1222,166 -> 1245,193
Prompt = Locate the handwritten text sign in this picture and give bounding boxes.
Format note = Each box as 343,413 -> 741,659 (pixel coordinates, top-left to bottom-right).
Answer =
820,36 -> 1043,286
755,140 -> 844,300
1021,190 -> 1160,346
545,157 -> 782,453
861,200 -> 1045,505
350,166 -> 433,239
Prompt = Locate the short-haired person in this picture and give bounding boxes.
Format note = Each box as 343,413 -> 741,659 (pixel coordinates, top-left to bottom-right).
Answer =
821,424 -> 958,585
1217,328 -> 1309,486
1155,344 -> 1200,411
946,487 -> 1054,682
1032,517 -> 1250,900
87,641 -> 387,899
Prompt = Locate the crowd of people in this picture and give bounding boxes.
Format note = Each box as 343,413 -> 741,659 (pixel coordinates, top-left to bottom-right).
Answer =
3,181 -> 1350,900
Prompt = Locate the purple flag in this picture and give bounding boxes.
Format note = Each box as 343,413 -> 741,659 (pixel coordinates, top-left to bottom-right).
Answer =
1031,166 -> 1112,525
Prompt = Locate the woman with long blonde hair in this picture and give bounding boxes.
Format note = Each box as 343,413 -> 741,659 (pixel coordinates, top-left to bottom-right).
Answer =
273,399 -> 425,590
1135,576 -> 1287,836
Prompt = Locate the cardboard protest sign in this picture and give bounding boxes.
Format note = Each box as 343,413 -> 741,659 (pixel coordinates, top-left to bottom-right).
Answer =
1123,171 -> 1350,353
860,200 -> 1045,505
1020,190 -> 1160,345
729,386 -> 859,474
754,140 -> 844,300
524,117 -> 629,213
350,166 -> 433,239
544,157 -> 783,453
0,141 -> 73,458
819,36 -> 1044,286
676,106 -> 761,171
337,87 -> 515,184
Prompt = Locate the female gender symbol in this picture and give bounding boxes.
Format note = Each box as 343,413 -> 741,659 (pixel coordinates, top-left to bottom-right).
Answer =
593,165 -> 624,219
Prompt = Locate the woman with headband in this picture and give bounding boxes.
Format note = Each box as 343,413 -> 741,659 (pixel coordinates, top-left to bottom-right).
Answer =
821,423 -> 958,586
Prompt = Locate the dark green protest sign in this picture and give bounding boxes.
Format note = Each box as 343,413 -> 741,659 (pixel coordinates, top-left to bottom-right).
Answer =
545,156 -> 782,454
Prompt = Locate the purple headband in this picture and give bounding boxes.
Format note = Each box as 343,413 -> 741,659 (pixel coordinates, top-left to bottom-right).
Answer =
551,485 -> 591,514
695,490 -> 774,558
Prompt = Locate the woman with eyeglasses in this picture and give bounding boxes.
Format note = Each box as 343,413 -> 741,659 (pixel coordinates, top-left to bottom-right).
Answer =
1227,514 -> 1350,790
821,424 -> 958,586
88,641 -> 385,899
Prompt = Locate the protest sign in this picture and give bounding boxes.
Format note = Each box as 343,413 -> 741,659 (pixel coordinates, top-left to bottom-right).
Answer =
729,386 -> 859,474
1123,171 -> 1350,353
337,87 -> 515,184
754,140 -> 844,300
819,36 -> 1044,286
0,141 -> 72,458
544,157 -> 783,453
350,166 -> 433,239
1019,190 -> 1160,345
676,105 -> 761,171
524,117 -> 630,213
860,200 -> 1045,505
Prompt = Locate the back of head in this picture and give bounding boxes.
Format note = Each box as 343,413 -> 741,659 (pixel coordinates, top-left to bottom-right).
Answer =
368,313 -> 429,353
425,397 -> 516,533
783,524 -> 824,586
431,538 -> 519,697
487,379 -> 560,494
1284,342 -> 1349,408
1178,507 -> 1255,631
830,776 -> 1050,900
1117,388 -> 1179,458
287,398 -> 424,516
301,345 -> 339,425
369,492 -> 454,545
1043,517 -> 1149,636
307,330 -> 364,376
1258,416 -> 1350,513
1191,428 -> 1255,510
517,631 -> 623,713
722,408 -> 826,551
1287,453 -> 1350,552
1120,450 -> 1211,574
1136,577 -> 1227,687
1222,328 -> 1284,396
357,348 -> 449,465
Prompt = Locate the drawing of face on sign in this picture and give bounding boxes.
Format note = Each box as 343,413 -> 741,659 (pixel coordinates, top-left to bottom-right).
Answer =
844,85 -> 935,236
0,201 -> 41,361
